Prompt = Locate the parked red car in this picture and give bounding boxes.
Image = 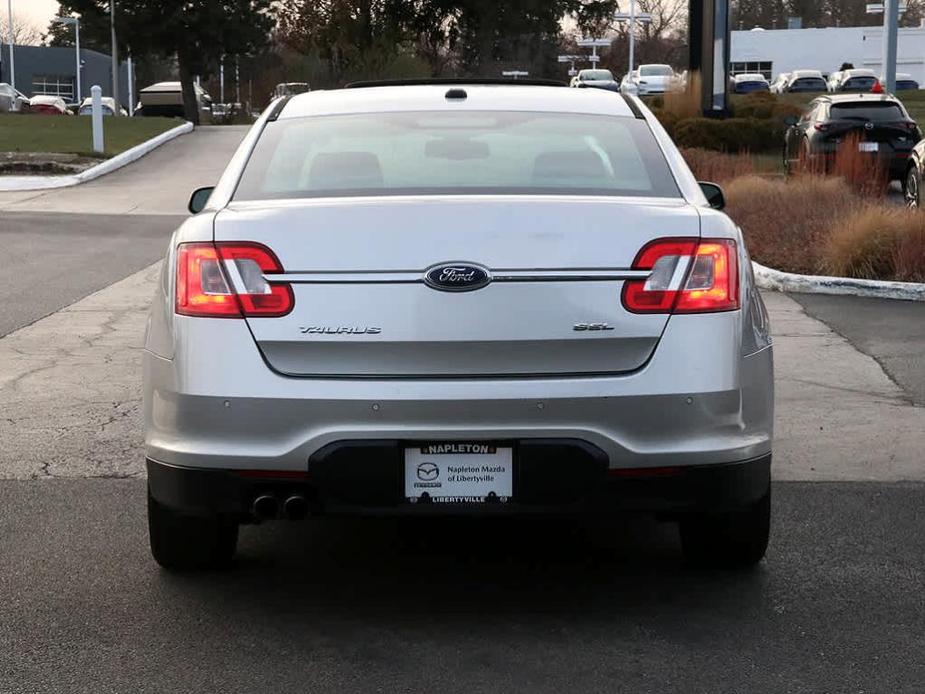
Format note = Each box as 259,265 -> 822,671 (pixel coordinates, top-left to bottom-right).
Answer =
28,95 -> 71,115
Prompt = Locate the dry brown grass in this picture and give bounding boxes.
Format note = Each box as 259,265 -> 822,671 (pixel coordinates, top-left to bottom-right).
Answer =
825,207 -> 925,281
660,72 -> 703,121
791,132 -> 890,197
682,148 -> 756,184
893,223 -> 925,282
725,175 -> 862,275
725,174 -> 925,281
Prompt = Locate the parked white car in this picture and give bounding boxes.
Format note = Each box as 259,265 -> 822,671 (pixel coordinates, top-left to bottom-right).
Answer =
827,69 -> 878,93
890,73 -> 920,91
77,96 -> 128,116
769,73 -> 791,94
0,83 -> 30,112
773,70 -> 827,94
731,73 -> 770,94
621,64 -> 677,96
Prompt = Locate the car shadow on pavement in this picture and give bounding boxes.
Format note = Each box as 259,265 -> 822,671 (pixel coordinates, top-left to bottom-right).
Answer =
158,515 -> 769,623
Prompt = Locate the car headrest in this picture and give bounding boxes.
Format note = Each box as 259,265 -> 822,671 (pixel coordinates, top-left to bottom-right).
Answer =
309,151 -> 384,189
532,150 -> 608,182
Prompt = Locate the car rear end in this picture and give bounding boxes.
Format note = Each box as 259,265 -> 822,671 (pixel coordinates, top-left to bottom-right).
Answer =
789,76 -> 828,92
819,98 -> 920,179
143,85 -> 774,570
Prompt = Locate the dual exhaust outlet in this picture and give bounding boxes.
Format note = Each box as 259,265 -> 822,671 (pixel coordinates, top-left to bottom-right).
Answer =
252,494 -> 308,521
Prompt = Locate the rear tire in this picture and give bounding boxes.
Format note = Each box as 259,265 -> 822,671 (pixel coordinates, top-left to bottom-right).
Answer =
679,490 -> 771,569
148,487 -> 239,571
905,167 -> 920,209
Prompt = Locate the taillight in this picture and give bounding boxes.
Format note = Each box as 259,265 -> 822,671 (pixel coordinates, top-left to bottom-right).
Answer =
175,242 -> 293,318
621,238 -> 740,314
814,122 -> 830,132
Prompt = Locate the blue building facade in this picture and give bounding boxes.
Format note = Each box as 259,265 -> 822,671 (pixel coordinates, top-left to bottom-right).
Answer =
0,44 -> 131,107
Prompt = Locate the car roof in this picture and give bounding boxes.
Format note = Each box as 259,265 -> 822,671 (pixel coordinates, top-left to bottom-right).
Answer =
843,69 -> 876,77
80,96 -> 116,105
815,93 -> 899,104
278,84 -> 637,120
791,70 -> 824,79
734,73 -> 767,81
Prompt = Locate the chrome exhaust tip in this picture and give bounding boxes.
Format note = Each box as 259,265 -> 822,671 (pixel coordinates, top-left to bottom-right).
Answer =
252,495 -> 280,521
282,495 -> 308,521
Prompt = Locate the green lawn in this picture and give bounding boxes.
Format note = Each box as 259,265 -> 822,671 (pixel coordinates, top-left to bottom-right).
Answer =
0,114 -> 184,157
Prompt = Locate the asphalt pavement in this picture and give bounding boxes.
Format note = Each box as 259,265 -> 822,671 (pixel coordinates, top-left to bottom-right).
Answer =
792,293 -> 925,405
0,126 -> 247,337
0,213 -> 180,336
1,480 -> 924,693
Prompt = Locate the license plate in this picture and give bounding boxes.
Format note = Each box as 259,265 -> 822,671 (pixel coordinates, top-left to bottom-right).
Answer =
859,142 -> 879,152
404,443 -> 513,504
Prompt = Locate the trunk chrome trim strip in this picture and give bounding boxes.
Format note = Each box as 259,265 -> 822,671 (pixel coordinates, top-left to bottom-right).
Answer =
270,269 -> 651,284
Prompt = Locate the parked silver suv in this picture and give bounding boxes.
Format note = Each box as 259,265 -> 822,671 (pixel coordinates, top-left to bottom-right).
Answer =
144,81 -> 774,571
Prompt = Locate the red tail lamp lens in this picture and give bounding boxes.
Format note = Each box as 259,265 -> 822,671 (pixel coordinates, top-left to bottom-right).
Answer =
175,242 -> 293,318
622,238 -> 740,314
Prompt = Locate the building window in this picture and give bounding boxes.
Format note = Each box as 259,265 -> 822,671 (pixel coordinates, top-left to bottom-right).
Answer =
730,61 -> 773,79
32,75 -> 75,101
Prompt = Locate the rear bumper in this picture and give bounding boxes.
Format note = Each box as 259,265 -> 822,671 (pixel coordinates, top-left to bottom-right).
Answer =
147,450 -> 771,518
144,314 -> 774,472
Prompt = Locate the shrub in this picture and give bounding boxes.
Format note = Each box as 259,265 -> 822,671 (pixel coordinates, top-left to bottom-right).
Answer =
893,222 -> 925,282
725,175 -> 862,275
681,148 -> 757,184
660,72 -> 703,121
733,91 -> 777,120
653,109 -> 681,138
830,133 -> 891,197
674,117 -> 779,153
789,132 -> 890,197
825,207 -> 925,281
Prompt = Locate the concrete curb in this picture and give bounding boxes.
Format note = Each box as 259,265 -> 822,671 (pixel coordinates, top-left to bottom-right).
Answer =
0,121 -> 194,192
753,261 -> 925,302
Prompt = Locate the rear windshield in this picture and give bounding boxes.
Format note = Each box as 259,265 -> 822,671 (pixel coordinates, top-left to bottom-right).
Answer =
736,81 -> 769,93
830,102 -> 905,121
234,111 -> 681,200
791,78 -> 827,91
640,66 -> 673,77
580,70 -> 613,81
843,77 -> 877,90
897,80 -> 919,90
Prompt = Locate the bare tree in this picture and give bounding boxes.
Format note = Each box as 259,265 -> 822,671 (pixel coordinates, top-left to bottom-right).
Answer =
598,0 -> 687,73
0,13 -> 44,46
610,0 -> 686,41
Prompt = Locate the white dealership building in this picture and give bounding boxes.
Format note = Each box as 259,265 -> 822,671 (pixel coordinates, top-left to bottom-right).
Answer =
731,24 -> 925,83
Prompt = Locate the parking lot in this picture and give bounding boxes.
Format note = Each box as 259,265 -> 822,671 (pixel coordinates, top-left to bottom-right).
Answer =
1,126 -> 924,693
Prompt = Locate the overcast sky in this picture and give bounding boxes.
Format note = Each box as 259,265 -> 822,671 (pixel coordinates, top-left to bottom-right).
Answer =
11,0 -> 60,32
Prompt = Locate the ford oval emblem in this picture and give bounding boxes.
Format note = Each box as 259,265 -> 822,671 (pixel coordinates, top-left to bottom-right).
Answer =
424,262 -> 492,292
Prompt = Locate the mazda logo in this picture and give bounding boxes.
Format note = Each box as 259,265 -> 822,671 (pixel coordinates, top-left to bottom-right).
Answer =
865,121 -> 875,130
424,262 -> 492,292
417,462 -> 439,481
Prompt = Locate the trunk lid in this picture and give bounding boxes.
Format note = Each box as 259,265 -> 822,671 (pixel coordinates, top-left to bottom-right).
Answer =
215,196 -> 700,378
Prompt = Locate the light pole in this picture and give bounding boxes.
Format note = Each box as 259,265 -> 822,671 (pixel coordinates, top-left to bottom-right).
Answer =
110,0 -> 119,115
614,0 -> 653,75
866,2 -> 906,93
576,38 -> 612,68
6,0 -> 15,90
54,17 -> 81,104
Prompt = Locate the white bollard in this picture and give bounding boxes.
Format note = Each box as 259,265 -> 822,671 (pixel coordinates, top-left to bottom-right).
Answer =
91,85 -> 104,153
